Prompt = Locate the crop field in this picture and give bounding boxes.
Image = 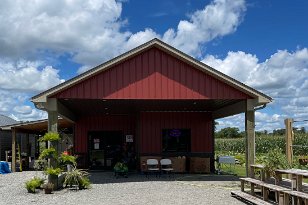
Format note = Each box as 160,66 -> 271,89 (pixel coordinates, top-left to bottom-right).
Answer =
215,133 -> 308,177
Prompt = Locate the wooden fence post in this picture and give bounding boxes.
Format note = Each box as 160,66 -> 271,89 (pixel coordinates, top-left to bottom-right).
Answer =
285,118 -> 293,165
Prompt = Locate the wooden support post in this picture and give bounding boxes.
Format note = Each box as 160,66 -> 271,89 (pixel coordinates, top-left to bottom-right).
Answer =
5,151 -> 8,162
284,193 -> 290,205
25,133 -> 29,169
47,109 -> 58,188
263,187 -> 269,201
285,118 -> 293,165
278,192 -> 284,205
48,110 -> 58,133
245,100 -> 255,177
12,128 -> 16,172
297,175 -> 303,191
292,175 -> 297,190
250,183 -> 255,196
250,166 -> 255,179
241,180 -> 244,192
48,110 -> 58,168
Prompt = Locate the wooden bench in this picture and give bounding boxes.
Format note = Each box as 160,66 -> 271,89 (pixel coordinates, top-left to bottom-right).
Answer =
281,190 -> 308,205
241,177 -> 290,203
231,190 -> 273,205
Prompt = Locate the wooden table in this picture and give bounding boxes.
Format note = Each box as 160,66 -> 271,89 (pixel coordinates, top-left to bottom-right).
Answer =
275,169 -> 308,191
250,164 -> 267,181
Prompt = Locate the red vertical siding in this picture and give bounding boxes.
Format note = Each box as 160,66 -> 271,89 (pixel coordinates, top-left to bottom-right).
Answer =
53,47 -> 251,100
139,112 -> 213,154
74,115 -> 136,153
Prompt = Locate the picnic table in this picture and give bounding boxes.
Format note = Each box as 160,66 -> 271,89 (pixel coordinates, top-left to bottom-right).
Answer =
275,169 -> 308,191
250,164 -> 267,181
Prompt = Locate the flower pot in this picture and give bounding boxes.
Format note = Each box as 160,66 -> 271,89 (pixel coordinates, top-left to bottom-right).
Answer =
48,175 -> 58,190
67,164 -> 72,172
44,188 -> 52,194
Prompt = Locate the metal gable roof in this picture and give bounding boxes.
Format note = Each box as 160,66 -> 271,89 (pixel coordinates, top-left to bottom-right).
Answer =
0,114 -> 18,126
31,38 -> 272,104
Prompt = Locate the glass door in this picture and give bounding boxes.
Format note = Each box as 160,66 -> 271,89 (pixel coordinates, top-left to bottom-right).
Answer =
88,131 -> 123,170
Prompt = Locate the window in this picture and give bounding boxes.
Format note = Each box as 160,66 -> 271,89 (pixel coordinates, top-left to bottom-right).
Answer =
162,129 -> 191,152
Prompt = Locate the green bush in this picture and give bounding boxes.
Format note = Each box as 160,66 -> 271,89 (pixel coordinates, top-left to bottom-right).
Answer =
25,177 -> 45,193
259,148 -> 291,177
39,132 -> 60,142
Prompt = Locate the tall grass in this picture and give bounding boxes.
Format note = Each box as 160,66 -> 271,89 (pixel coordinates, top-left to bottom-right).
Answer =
215,133 -> 308,155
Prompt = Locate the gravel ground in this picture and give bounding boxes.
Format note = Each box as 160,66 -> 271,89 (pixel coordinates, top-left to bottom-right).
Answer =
0,171 -> 246,205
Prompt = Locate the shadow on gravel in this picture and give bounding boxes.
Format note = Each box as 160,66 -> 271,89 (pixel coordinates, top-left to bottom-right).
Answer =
89,171 -> 240,184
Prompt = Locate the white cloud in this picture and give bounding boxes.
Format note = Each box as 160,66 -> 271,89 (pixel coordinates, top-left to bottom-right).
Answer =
0,90 -> 47,122
0,59 -> 64,92
0,0 -> 246,73
204,48 -> 308,131
163,0 -> 246,57
0,0 -> 247,122
0,59 -> 64,121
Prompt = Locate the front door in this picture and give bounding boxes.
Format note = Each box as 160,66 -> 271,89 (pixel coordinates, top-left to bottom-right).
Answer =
88,131 -> 123,170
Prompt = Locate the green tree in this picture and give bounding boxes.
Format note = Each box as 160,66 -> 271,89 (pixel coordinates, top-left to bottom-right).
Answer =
215,127 -> 241,138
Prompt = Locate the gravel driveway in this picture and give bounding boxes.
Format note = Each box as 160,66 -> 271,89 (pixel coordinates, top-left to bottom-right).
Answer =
0,171 -> 245,205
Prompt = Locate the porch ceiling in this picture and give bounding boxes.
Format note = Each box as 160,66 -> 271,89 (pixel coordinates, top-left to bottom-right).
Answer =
0,118 -> 73,133
58,99 -> 244,116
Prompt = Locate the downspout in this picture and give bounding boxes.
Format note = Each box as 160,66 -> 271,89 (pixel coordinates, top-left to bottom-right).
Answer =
254,104 -> 267,111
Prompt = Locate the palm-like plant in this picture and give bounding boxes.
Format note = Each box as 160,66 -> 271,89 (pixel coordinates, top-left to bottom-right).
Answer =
63,166 -> 90,189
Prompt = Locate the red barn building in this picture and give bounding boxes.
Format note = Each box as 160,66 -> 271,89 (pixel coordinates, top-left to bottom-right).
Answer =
32,39 -> 271,173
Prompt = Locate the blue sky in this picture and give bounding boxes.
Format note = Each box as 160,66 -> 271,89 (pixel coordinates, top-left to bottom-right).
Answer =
0,0 -> 307,131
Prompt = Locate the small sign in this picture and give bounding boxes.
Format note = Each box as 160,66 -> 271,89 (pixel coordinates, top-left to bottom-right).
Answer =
94,143 -> 100,150
126,135 -> 133,142
94,138 -> 100,149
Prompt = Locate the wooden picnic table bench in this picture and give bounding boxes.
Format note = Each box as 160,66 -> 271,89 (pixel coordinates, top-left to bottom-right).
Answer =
241,177 -> 290,203
281,190 -> 308,205
275,169 -> 308,191
231,190 -> 273,205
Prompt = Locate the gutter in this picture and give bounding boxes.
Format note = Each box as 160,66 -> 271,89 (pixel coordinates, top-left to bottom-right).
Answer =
254,104 -> 267,111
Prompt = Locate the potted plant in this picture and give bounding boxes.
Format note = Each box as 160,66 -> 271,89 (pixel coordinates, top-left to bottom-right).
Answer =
43,182 -> 54,194
39,147 -> 57,159
38,132 -> 60,142
45,167 -> 62,189
63,166 -> 91,190
59,153 -> 77,172
113,162 -> 128,178
25,177 -> 45,193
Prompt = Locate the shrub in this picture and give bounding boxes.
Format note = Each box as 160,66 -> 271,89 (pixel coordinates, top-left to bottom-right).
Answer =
25,177 -> 45,193
259,148 -> 291,177
39,132 -> 60,142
